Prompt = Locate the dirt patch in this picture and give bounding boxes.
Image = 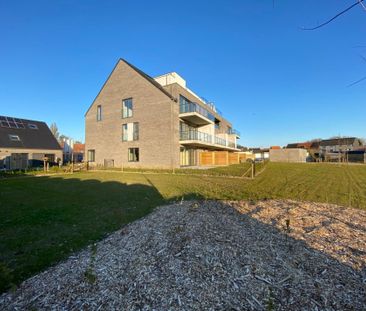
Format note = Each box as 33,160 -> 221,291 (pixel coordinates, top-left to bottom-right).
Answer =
1,200 -> 365,310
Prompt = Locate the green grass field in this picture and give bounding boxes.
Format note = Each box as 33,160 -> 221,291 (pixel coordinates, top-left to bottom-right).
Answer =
1,162 -> 366,292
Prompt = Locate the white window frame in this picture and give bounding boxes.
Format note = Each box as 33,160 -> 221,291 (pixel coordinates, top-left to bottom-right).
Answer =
122,98 -> 133,118
9,134 -> 20,141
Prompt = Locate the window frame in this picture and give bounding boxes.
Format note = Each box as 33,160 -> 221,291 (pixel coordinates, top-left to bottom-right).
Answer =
122,122 -> 139,142
87,149 -> 95,162
9,134 -> 20,141
128,148 -> 139,162
97,105 -> 102,122
133,122 -> 139,141
122,124 -> 128,142
28,124 -> 38,130
122,98 -> 133,119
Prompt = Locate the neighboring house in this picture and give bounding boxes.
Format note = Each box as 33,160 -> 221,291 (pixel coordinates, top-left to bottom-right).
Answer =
60,139 -> 85,163
286,142 -> 312,150
0,116 -> 62,170
286,141 -> 318,161
85,59 -> 240,168
319,137 -> 363,154
60,138 -> 73,163
73,143 -> 85,162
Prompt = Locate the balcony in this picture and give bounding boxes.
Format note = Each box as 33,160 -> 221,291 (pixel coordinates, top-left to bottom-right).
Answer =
227,128 -> 241,138
179,102 -> 215,126
180,130 -> 239,151
180,130 -> 213,144
215,136 -> 226,146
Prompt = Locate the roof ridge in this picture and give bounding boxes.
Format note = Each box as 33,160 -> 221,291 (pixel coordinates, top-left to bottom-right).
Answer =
119,58 -> 177,102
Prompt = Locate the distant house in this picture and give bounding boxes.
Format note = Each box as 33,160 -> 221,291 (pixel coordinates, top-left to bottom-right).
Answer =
73,143 -> 85,162
60,139 -> 85,163
319,137 -> 363,154
0,116 -> 62,170
286,142 -> 312,150
250,148 -> 269,161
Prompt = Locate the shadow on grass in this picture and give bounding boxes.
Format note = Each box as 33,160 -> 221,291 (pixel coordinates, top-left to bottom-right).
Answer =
0,174 -> 203,293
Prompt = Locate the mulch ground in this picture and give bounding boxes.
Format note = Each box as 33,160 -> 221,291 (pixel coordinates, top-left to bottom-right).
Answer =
1,200 -> 365,310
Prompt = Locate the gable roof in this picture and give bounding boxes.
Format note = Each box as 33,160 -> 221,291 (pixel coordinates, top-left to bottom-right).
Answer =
319,137 -> 360,147
286,142 -> 312,149
85,58 -> 176,116
121,59 -> 176,101
0,116 -> 61,150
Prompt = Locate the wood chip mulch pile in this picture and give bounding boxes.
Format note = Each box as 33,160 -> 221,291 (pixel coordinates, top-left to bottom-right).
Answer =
1,200 -> 365,310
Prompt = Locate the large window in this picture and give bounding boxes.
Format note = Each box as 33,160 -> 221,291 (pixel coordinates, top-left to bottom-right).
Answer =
122,98 -> 133,118
122,122 -> 139,141
128,148 -> 139,162
88,149 -> 95,162
97,105 -> 102,121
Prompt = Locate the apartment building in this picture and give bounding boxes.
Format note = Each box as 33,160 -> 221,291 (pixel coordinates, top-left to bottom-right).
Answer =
85,59 -> 240,168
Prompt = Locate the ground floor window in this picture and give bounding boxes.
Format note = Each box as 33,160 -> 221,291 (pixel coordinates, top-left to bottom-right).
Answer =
128,148 -> 139,162
180,147 -> 197,166
88,149 -> 95,162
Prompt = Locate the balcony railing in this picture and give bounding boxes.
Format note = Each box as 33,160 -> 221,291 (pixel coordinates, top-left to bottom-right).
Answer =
215,136 -> 227,146
180,102 -> 215,122
180,130 -> 238,149
227,128 -> 241,136
228,141 -> 236,148
180,130 -> 213,144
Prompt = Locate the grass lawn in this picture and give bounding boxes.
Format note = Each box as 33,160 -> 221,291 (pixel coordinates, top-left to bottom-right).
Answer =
1,162 -> 366,292
99,161 -> 260,177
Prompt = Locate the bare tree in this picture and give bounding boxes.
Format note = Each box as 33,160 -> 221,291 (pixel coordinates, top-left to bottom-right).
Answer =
300,0 -> 366,86
49,123 -> 59,140
302,0 -> 365,30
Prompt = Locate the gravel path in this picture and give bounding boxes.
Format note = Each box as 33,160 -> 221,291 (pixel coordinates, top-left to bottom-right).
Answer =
1,200 -> 365,310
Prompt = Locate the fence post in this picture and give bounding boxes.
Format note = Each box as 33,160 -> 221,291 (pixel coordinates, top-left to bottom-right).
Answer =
251,161 -> 255,179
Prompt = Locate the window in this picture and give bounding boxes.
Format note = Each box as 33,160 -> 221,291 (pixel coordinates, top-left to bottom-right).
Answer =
122,124 -> 128,141
97,105 -> 102,121
122,98 -> 133,118
9,134 -> 20,141
28,124 -> 38,130
128,148 -> 139,162
133,122 -> 139,141
122,122 -> 139,141
87,149 -> 95,162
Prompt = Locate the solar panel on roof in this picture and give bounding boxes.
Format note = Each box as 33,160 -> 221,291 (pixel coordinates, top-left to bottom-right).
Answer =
0,121 -> 10,127
8,121 -> 16,128
0,116 -> 25,129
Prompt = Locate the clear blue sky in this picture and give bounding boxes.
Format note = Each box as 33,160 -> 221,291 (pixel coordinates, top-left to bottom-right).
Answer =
1,0 -> 365,147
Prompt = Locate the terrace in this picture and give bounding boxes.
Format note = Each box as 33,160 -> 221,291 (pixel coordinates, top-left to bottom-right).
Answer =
179,130 -> 239,151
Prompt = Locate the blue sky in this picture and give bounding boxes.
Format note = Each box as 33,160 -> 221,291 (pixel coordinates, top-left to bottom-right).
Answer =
0,0 -> 365,147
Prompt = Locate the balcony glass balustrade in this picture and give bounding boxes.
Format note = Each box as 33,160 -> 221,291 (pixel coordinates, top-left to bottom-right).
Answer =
215,136 -> 227,146
227,128 -> 241,136
179,102 -> 215,122
180,130 -> 213,144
